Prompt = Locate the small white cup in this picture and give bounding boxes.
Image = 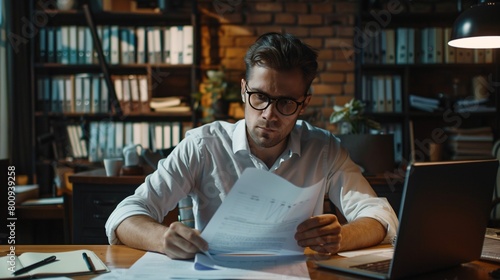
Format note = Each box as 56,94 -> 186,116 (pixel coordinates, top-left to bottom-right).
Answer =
103,158 -> 123,176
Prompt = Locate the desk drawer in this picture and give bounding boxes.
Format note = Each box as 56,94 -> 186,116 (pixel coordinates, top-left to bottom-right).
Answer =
73,183 -> 138,244
81,192 -> 128,223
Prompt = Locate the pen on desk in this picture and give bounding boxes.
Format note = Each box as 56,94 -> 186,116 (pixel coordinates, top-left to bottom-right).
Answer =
12,255 -> 57,276
82,252 -> 96,272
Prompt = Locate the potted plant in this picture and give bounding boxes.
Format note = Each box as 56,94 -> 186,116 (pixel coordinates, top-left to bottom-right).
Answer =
192,67 -> 240,122
330,98 -> 394,175
330,98 -> 381,134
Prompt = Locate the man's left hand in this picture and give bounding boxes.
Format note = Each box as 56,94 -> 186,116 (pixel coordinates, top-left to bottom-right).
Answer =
294,214 -> 342,254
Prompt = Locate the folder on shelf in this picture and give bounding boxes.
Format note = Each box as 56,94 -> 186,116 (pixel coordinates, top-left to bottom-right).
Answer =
100,76 -> 109,112
153,27 -> 162,63
485,49 -> 493,63
172,122 -> 181,146
138,75 -> 150,113
384,29 -> 396,64
141,122 -> 150,149
67,125 -> 82,158
163,26 -> 171,63
77,26 -> 86,64
63,75 -> 74,113
407,28 -> 415,64
101,25 -> 111,63
122,76 -> 132,114
69,26 -> 78,64
420,28 -> 428,63
114,77 -> 129,114
42,77 -> 51,113
378,30 -> 386,64
128,27 -> 137,64
147,26 -> 155,63
88,122 -> 99,162
182,25 -> 193,64
85,27 -> 94,64
132,122 -> 143,150
106,121 -> 116,158
170,26 -> 183,65
120,27 -> 130,64
60,26 -> 70,64
434,27 -> 444,63
153,122 -> 164,151
443,27 -> 456,63
360,75 -> 370,110
47,27 -> 55,63
384,76 -> 393,112
54,26 -> 62,63
82,75 -> 92,113
58,78 -> 66,113
393,75 -> 403,113
474,49 -> 485,64
51,77 -> 62,113
129,75 -> 141,113
426,27 -> 438,63
396,28 -> 407,64
163,122 -> 172,149
125,122 -> 134,147
38,27 -> 47,63
91,75 -> 101,113
76,124 -> 88,158
74,74 -> 84,113
110,25 -> 120,64
136,26 -> 147,64
115,122 -> 124,158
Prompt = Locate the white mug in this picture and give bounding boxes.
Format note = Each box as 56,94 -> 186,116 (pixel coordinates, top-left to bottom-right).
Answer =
103,158 -> 123,176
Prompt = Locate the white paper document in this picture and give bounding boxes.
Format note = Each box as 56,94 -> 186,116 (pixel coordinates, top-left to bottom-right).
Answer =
126,168 -> 323,279
201,168 -> 324,256
126,251 -> 310,279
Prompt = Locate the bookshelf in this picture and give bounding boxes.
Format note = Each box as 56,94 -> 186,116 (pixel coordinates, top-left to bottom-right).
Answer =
356,1 -> 499,164
29,0 -> 199,194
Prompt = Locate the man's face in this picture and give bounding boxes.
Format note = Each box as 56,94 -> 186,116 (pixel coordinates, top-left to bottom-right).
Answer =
241,66 -> 310,150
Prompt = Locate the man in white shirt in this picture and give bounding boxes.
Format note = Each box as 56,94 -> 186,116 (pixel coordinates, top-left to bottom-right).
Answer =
106,32 -> 398,259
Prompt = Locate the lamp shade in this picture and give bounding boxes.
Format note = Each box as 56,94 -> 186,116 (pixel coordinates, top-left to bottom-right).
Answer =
448,1 -> 500,49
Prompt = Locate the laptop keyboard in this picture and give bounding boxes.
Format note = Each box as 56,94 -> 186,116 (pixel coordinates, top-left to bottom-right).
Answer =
351,259 -> 391,273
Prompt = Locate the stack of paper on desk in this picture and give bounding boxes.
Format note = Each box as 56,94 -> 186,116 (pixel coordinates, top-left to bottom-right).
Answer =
126,168 -> 324,279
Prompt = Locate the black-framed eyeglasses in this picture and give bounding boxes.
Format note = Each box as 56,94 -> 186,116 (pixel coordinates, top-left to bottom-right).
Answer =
244,82 -> 307,116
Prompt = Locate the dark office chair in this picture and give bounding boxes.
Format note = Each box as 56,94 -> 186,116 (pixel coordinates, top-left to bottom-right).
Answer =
142,147 -> 194,228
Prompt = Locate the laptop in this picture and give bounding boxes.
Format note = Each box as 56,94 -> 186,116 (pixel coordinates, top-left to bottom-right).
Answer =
316,159 -> 499,279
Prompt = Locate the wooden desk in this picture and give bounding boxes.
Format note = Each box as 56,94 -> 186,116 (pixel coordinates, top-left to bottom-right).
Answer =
7,245 -> 500,279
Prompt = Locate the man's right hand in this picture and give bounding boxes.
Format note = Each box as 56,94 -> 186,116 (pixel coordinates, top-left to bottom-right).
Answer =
115,215 -> 208,260
161,221 -> 209,259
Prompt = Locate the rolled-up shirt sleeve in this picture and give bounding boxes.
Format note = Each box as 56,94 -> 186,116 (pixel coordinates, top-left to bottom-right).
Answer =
328,148 -> 399,245
105,139 -> 198,245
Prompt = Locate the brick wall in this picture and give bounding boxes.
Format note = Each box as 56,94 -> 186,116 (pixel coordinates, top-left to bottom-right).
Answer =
197,0 -> 359,131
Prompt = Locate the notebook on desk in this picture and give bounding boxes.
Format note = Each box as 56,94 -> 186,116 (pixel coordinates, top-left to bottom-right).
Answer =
316,159 -> 499,279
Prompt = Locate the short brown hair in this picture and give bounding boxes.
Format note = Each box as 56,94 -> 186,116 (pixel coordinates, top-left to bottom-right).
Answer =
244,32 -> 318,92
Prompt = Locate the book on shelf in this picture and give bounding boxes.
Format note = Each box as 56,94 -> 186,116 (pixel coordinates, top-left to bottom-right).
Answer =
150,96 -> 190,113
409,94 -> 441,112
0,249 -> 109,279
150,96 -> 183,109
453,97 -> 495,113
446,126 -> 494,160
